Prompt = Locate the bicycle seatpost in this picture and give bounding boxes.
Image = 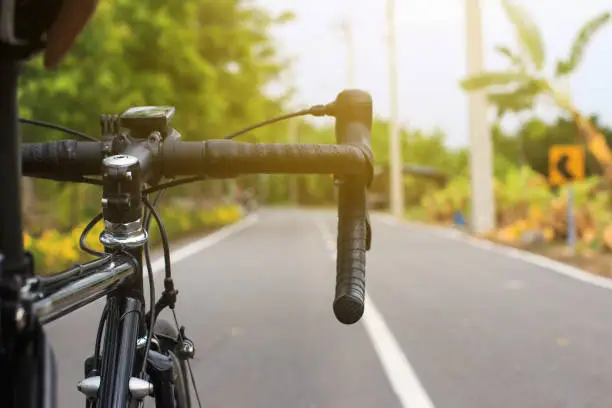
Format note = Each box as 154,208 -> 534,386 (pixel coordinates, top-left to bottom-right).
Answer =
332,90 -> 373,324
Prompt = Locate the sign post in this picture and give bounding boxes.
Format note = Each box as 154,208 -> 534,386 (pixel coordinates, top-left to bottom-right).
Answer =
549,145 -> 586,255
566,186 -> 576,255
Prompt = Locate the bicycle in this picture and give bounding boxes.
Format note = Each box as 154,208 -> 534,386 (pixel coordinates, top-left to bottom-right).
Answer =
0,41 -> 374,408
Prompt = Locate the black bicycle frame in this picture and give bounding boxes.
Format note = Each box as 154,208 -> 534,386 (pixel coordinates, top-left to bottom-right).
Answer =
0,60 -> 164,408
0,58 -> 52,408
0,60 -> 26,275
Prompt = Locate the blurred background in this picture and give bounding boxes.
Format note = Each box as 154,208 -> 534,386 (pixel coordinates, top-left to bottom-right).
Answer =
19,0 -> 612,275
17,4 -> 612,407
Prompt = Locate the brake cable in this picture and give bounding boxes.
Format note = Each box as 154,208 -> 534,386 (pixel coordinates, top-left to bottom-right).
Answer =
19,117 -> 98,141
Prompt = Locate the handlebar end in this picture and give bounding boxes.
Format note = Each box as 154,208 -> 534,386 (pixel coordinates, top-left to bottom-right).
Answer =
333,89 -> 374,186
333,89 -> 373,134
333,295 -> 365,325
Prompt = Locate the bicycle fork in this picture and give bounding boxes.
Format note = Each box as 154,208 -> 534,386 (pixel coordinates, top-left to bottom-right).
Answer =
78,296 -> 152,407
77,295 -> 185,408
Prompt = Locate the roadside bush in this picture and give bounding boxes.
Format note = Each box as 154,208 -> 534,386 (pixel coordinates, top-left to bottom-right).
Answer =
417,166 -> 612,251
25,205 -> 244,275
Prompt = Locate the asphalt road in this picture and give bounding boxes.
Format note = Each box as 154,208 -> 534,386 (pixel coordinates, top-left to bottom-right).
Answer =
46,208 -> 612,407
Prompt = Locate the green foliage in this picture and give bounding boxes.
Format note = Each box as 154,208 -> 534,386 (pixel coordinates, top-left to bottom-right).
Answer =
19,0 -> 296,230
494,45 -> 522,67
556,11 -> 611,76
458,1 -> 612,182
27,204 -> 243,275
261,115 -> 612,210
19,0 -> 292,141
518,116 -> 612,178
488,117 -> 612,181
460,1 -> 608,126
19,0 -> 610,244
420,176 -> 470,222
487,78 -> 548,118
459,71 -> 529,91
496,165 -> 551,212
404,129 -> 468,176
367,124 -> 469,207
500,0 -> 545,70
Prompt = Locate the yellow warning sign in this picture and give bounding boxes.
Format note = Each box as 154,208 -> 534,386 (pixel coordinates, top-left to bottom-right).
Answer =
549,145 -> 585,186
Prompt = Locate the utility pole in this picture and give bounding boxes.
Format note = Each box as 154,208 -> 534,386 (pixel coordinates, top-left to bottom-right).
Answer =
466,0 -> 495,233
387,0 -> 404,218
288,117 -> 299,204
285,65 -> 300,205
335,15 -> 358,204
340,19 -> 357,88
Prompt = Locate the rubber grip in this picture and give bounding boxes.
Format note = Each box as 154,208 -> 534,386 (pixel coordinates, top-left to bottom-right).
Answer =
21,140 -> 106,177
333,177 -> 367,324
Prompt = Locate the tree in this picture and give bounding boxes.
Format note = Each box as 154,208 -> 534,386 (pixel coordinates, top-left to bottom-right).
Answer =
459,0 -> 612,181
519,116 -> 612,179
490,124 -> 523,177
18,0 -> 294,228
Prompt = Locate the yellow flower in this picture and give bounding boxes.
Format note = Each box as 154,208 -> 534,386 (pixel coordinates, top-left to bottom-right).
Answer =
527,205 -> 543,223
72,225 -> 86,243
214,205 -> 242,225
543,227 -> 555,242
497,226 -> 519,243
23,232 -> 33,250
198,210 -> 216,225
60,238 -> 79,263
84,225 -> 104,253
179,214 -> 191,231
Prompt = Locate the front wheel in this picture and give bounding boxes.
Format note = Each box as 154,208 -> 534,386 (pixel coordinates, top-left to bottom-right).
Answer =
168,349 -> 191,408
154,319 -> 192,408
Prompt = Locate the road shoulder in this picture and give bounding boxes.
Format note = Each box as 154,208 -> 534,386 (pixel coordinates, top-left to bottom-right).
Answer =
377,213 -> 612,292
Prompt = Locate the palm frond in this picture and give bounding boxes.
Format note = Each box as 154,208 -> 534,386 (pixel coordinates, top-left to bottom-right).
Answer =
500,0 -> 546,70
494,45 -> 523,67
487,79 -> 548,118
556,11 -> 611,76
460,71 -> 529,91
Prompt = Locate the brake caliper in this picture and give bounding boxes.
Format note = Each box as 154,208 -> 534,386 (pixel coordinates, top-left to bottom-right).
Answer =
176,326 -> 195,361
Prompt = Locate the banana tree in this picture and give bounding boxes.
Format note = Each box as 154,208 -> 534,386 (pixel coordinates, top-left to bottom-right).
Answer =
460,0 -> 612,180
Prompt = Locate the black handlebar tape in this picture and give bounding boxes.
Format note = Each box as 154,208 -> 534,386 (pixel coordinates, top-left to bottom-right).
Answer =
333,90 -> 374,185
332,89 -> 373,325
159,141 -> 205,176
161,140 -> 370,177
21,141 -> 106,177
334,178 -> 368,324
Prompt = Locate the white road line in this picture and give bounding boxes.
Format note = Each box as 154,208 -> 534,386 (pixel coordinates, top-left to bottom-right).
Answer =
150,213 -> 260,274
378,214 -> 612,291
314,219 -> 337,260
379,217 -> 399,227
314,217 -> 436,408
361,296 -> 435,408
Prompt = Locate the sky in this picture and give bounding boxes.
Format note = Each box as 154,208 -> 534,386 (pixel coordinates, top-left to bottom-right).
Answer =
255,0 -> 612,147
